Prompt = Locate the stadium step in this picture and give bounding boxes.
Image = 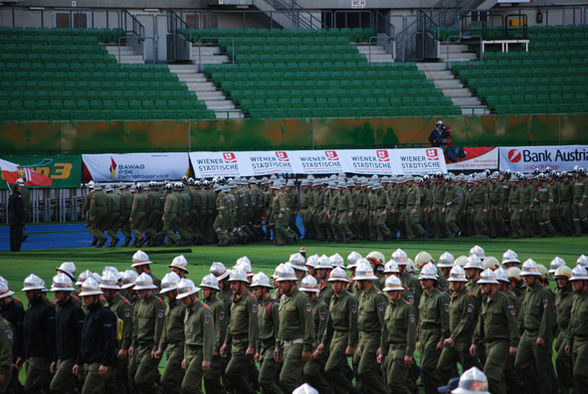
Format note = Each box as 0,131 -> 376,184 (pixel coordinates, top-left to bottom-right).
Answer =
192,44 -> 231,66
355,44 -> 395,63
168,65 -> 243,120
438,43 -> 479,62
419,60 -> 489,115
103,45 -> 144,64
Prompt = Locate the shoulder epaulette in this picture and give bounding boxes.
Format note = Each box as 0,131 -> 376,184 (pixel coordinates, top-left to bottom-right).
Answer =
157,298 -> 163,303
249,294 -> 255,298
13,298 -> 20,303
202,304 -> 208,309
123,298 -> 128,303
466,291 -> 472,296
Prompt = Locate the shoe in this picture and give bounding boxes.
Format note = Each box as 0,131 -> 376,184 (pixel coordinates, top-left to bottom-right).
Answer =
122,237 -> 132,247
108,237 -> 120,247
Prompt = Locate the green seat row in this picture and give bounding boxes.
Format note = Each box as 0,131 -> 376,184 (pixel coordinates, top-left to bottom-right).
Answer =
0,109 -> 216,122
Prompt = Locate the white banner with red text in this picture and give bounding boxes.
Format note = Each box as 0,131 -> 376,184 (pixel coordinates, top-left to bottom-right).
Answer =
189,148 -> 447,177
446,147 -> 498,170
82,153 -> 190,182
499,145 -> 588,173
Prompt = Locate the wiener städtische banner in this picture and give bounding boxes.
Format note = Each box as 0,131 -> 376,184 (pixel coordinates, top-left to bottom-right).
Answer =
499,145 -> 588,173
189,148 -> 447,178
83,148 -> 447,181
82,153 -> 190,182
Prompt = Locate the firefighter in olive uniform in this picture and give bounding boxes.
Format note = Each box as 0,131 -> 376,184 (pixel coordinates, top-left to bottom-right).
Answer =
128,273 -> 165,394
314,267 -> 358,393
378,276 -> 416,394
274,264 -> 314,393
553,265 -> 573,394
515,259 -> 556,394
154,273 -> 186,394
100,270 -> 133,394
219,268 -> 258,394
199,274 -> 227,394
177,278 -> 215,394
251,272 -> 281,394
0,278 -> 24,394
437,265 -> 478,384
299,275 -> 330,394
417,263 -> 450,394
565,265 -> 588,392
470,269 -> 519,394
353,260 -> 387,394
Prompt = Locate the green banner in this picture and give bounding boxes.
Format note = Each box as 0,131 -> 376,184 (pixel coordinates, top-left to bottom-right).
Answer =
0,154 -> 81,189
0,114 -> 586,154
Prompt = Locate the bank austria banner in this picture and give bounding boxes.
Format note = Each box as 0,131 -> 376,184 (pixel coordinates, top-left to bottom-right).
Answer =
446,147 -> 498,171
82,153 -> 190,182
189,148 -> 447,177
499,145 -> 588,173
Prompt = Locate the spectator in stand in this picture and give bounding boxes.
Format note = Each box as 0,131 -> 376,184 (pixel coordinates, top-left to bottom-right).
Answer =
429,120 -> 448,148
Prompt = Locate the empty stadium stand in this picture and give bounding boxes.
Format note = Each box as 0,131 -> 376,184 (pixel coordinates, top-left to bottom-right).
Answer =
0,27 -> 214,121
186,28 -> 461,119
450,25 -> 588,114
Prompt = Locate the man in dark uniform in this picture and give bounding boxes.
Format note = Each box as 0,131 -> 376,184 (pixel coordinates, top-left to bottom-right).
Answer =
73,277 -> 117,394
19,273 -> 56,394
7,182 -> 25,252
49,273 -> 84,394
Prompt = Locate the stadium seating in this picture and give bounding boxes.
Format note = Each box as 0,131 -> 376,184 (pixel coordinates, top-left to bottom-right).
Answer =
450,25 -> 588,114
0,27 -> 214,121
186,28 -> 461,119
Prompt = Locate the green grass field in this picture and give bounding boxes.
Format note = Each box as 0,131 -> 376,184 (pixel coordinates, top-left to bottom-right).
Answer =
1,235 -> 586,301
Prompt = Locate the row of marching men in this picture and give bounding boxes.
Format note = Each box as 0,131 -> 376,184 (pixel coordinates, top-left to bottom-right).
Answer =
1,246 -> 587,394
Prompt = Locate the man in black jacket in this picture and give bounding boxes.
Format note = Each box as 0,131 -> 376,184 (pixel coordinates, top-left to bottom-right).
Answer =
74,277 -> 117,394
49,273 -> 85,394
19,273 -> 56,394
7,183 -> 25,252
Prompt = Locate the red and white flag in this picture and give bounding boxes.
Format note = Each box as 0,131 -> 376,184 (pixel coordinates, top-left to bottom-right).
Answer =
0,158 -> 52,187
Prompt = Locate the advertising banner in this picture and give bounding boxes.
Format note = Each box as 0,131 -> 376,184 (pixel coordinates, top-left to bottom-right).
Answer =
446,147 -> 498,170
189,148 -> 447,177
83,153 -> 190,182
499,145 -> 588,173
0,155 -> 81,188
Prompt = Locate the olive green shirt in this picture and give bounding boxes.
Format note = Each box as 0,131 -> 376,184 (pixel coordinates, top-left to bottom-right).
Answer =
448,289 -> 476,343
418,288 -> 450,345
184,300 -> 214,361
225,290 -> 258,349
0,317 -> 13,377
474,291 -> 519,347
322,290 -> 359,348
357,286 -> 387,333
106,294 -> 133,350
519,282 -> 554,340
567,289 -> 588,347
311,297 -> 329,348
381,299 -> 416,357
159,299 -> 186,351
257,297 -> 280,352
204,295 -> 227,352
277,288 -> 314,352
555,284 -> 573,333
132,295 -> 165,351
